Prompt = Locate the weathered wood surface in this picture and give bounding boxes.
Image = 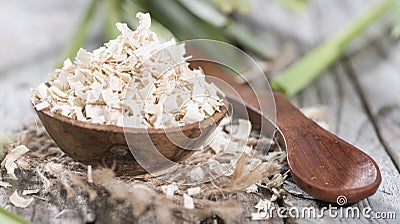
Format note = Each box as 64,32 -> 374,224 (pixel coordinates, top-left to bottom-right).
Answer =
247,1 -> 400,223
0,0 -> 399,223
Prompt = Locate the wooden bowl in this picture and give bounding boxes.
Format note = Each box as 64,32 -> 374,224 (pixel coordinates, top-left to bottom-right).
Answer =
32,98 -> 227,176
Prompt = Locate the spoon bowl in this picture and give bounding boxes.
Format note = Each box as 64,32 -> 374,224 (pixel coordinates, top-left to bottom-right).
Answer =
32,98 -> 228,176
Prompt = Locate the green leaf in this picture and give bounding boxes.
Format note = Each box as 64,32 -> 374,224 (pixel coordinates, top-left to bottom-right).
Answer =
271,0 -> 308,12
391,0 -> 400,38
212,0 -> 252,14
121,1 -> 174,41
271,0 -> 395,96
135,0 -> 243,65
0,207 -> 29,224
104,0 -> 122,41
136,0 -> 227,41
271,41 -> 340,96
177,0 -> 228,27
225,22 -> 276,60
59,0 -> 99,66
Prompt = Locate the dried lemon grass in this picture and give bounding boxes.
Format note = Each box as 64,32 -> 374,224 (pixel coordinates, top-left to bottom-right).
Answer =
4,119 -> 287,222
203,153 -> 283,197
0,135 -> 10,160
33,13 -> 224,129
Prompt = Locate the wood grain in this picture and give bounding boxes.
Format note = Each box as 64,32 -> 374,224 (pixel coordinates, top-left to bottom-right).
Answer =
273,92 -> 381,203
1,0 -> 399,223
290,62 -> 400,222
250,0 -> 399,222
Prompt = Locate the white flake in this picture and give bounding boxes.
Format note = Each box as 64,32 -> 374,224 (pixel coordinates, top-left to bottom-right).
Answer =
161,182 -> 178,199
188,166 -> 205,182
183,193 -> 194,209
87,165 -> 93,183
1,145 -> 29,180
181,102 -> 204,124
245,184 -> 258,193
233,119 -> 252,142
10,191 -> 34,208
187,187 -> 201,196
22,189 -> 40,195
0,181 -> 12,188
34,101 -> 50,111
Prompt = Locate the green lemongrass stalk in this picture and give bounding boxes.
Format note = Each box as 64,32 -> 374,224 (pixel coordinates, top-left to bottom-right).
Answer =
272,0 -> 308,12
137,0 -> 243,66
391,0 -> 400,38
225,22 -> 276,60
178,0 -> 228,27
121,1 -> 174,41
0,207 -> 28,224
271,0 -> 395,96
212,0 -> 252,14
59,0 -> 99,66
137,0 -> 227,41
104,0 -> 122,41
177,0 -> 276,60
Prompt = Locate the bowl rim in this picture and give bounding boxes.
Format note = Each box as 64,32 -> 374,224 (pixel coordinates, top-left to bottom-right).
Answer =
31,97 -> 228,134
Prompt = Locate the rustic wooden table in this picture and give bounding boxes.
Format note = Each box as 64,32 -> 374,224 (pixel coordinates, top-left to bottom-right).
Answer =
0,0 -> 399,223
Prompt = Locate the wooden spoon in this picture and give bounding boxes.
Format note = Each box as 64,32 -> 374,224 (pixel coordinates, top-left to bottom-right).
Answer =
33,60 -> 381,203
197,61 -> 381,204
273,92 -> 381,203
32,97 -> 227,176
